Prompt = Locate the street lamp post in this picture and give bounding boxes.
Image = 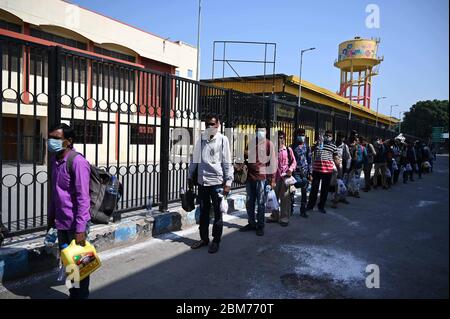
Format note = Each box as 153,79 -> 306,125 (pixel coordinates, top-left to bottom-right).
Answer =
295,47 -> 316,128
375,96 -> 386,127
193,0 -> 202,147
398,111 -> 404,134
389,104 -> 398,130
195,0 -> 201,81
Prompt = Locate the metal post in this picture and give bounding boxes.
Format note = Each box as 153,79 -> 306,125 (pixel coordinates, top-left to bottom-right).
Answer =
195,0 -> 201,81
296,47 -> 315,129
398,111 -> 403,134
194,0 -> 202,156
389,104 -> 398,130
348,59 -> 353,120
295,51 -> 303,129
47,46 -> 62,225
225,90 -> 231,128
375,96 -> 386,127
266,97 -> 272,137
159,74 -> 171,212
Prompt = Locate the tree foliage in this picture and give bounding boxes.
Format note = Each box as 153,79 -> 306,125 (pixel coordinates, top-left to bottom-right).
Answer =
402,100 -> 449,140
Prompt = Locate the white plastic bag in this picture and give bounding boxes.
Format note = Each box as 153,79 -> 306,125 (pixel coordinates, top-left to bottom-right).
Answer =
219,194 -> 228,214
289,185 -> 297,194
284,176 -> 297,187
337,179 -> 347,196
385,169 -> 392,178
265,189 -> 280,211
57,261 -> 67,282
347,175 -> 361,194
392,159 -> 398,171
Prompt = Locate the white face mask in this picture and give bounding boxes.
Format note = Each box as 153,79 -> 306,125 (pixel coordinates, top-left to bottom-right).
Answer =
256,130 -> 266,140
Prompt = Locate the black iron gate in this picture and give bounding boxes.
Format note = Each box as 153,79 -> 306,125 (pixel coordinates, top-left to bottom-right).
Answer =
1,34 -> 402,237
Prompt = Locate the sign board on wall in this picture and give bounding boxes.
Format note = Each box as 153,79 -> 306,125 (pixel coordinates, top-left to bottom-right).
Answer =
432,127 -> 444,142
275,103 -> 295,122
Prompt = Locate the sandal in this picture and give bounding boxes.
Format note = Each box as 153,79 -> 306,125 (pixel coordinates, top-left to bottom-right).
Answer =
191,240 -> 209,249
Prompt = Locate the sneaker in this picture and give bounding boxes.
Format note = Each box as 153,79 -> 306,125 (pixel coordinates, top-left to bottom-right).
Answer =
239,224 -> 256,232
319,208 -> 327,214
208,242 -> 220,254
280,222 -> 289,227
256,227 -> 264,236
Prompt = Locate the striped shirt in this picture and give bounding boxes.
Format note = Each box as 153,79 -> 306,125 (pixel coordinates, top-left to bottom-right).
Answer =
312,141 -> 338,174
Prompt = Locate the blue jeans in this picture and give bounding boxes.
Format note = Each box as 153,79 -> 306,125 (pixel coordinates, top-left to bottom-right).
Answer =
245,180 -> 266,229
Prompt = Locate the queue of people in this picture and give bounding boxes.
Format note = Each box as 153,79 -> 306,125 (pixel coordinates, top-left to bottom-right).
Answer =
187,115 -> 436,254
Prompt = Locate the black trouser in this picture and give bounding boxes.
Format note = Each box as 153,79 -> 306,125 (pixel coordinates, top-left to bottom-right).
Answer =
307,171 -> 333,210
291,185 -> 308,215
403,168 -> 413,182
198,185 -> 223,243
417,161 -> 423,178
58,229 -> 90,299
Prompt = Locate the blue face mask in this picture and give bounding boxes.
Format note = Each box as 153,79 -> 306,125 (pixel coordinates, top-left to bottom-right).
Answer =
47,138 -> 65,153
296,136 -> 305,143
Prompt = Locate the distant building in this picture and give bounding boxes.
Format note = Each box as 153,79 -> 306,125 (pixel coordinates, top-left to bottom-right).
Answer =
201,74 -> 397,126
1,0 -> 197,164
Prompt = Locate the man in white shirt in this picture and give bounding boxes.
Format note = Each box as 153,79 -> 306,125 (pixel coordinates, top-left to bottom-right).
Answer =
188,114 -> 234,254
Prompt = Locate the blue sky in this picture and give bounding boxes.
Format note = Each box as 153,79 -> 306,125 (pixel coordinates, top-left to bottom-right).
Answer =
71,0 -> 449,117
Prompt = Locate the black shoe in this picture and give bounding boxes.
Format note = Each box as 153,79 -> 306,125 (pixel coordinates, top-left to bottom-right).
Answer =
300,212 -> 309,218
256,227 -> 264,236
208,242 -> 220,254
319,208 -> 327,214
280,221 -> 289,227
191,240 -> 209,249
339,198 -> 350,204
239,224 -> 256,232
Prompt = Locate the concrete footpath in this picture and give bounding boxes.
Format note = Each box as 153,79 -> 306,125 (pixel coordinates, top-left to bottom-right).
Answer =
0,188 -> 247,283
0,155 -> 448,298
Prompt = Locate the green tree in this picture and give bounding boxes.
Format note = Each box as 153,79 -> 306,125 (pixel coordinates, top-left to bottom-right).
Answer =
402,100 -> 449,140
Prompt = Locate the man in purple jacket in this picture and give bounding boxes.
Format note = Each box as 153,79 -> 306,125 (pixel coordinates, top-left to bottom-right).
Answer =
47,123 -> 91,299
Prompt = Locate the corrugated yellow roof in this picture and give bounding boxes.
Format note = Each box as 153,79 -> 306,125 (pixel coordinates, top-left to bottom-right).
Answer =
286,75 -> 398,123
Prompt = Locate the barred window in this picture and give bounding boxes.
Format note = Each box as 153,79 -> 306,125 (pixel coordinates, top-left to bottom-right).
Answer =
72,119 -> 103,144
93,46 -> 136,63
30,28 -> 87,50
59,58 -> 87,84
130,124 -> 155,145
0,19 -> 21,33
1,45 -> 22,72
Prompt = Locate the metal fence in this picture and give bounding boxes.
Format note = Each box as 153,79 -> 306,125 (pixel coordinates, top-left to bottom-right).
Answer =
1,34 -> 400,236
